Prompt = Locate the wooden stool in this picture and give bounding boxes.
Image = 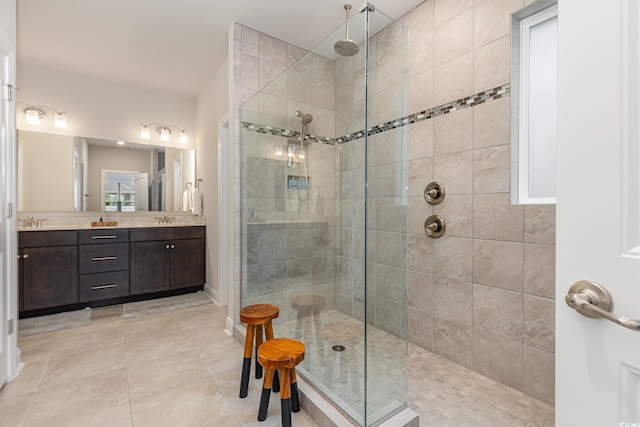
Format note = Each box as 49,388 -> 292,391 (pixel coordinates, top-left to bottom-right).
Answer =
257,338 -> 305,427
239,304 -> 279,398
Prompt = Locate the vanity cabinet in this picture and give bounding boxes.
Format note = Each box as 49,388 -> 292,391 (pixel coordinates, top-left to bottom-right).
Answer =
130,226 -> 205,295
19,230 -> 78,311
78,229 -> 130,302
18,225 -> 205,316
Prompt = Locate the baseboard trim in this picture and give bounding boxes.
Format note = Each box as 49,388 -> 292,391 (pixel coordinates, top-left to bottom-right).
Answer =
203,283 -> 218,304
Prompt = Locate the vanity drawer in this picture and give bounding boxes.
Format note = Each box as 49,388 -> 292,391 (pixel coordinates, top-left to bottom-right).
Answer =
19,230 -> 77,248
78,229 -> 129,245
79,271 -> 129,302
78,243 -> 129,274
130,226 -> 205,242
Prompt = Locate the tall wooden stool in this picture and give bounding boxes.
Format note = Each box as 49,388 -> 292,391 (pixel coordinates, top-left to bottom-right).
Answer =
239,304 -> 279,398
257,338 -> 305,427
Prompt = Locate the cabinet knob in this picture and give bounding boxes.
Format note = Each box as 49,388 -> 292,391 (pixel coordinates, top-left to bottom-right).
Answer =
17,254 -> 21,259
166,244 -> 170,249
171,244 -> 175,249
23,254 -> 29,259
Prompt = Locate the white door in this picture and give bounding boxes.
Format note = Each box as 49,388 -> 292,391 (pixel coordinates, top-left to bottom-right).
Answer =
557,0 -> 640,425
0,43 -> 11,388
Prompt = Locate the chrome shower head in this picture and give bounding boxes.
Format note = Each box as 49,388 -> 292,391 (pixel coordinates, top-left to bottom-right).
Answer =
334,4 -> 360,57
296,110 -> 313,124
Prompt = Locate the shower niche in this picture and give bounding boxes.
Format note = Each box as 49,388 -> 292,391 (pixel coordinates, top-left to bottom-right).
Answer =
239,3 -> 411,426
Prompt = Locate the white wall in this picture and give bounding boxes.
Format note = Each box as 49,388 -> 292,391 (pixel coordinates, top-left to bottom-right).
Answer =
0,0 -> 15,47
196,59 -> 228,299
18,131 -> 74,211
17,62 -> 196,150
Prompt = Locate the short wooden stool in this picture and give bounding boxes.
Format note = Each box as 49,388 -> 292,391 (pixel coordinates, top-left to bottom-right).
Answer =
239,304 -> 280,398
257,338 -> 305,427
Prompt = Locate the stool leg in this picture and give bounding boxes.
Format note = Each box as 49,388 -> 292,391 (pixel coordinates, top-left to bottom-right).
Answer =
239,324 -> 255,398
257,368 -> 274,421
291,368 -> 300,413
254,324 -> 263,380
280,368 -> 292,427
272,369 -> 280,393
265,320 -> 274,340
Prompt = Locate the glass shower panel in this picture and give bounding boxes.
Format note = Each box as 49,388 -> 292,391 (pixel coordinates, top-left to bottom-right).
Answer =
240,4 -> 408,425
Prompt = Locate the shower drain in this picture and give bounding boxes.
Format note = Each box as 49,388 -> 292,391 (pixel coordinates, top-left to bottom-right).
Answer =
332,345 -> 346,352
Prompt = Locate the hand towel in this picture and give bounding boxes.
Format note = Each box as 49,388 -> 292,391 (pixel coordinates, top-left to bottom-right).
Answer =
182,189 -> 192,211
192,188 -> 202,215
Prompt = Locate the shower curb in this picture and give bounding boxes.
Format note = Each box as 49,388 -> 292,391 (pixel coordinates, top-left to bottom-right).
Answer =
233,324 -> 420,426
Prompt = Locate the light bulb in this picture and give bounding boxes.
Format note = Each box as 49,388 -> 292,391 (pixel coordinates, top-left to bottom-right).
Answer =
140,125 -> 150,139
54,113 -> 67,129
180,130 -> 188,144
160,128 -> 170,141
25,109 -> 39,125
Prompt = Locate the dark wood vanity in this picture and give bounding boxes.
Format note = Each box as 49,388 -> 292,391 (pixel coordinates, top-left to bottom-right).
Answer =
18,225 -> 206,317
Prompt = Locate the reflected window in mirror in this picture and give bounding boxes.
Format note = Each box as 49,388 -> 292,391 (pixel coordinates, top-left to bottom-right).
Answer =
511,1 -> 558,205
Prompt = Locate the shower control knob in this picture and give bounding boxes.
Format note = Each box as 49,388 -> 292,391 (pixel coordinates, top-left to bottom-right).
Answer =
424,215 -> 446,238
424,182 -> 445,205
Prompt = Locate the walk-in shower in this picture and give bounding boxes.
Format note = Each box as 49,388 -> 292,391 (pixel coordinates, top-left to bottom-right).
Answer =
240,4 -> 409,426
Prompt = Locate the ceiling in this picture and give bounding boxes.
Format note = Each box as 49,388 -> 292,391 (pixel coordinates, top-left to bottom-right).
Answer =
17,0 -> 424,98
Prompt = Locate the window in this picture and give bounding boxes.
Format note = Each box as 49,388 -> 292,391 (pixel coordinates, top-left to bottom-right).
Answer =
103,171 -> 137,212
511,1 -> 558,204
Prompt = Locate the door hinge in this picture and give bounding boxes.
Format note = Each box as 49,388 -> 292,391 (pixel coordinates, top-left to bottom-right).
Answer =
7,202 -> 12,219
7,318 -> 14,335
2,84 -> 12,101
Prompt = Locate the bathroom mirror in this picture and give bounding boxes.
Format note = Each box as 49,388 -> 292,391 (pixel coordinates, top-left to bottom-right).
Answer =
17,130 -> 196,213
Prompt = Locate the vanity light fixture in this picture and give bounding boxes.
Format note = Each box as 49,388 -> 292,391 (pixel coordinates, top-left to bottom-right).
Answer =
20,102 -> 68,128
140,123 -> 189,144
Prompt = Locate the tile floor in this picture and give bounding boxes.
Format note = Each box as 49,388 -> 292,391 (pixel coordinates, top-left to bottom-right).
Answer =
0,302 -> 555,426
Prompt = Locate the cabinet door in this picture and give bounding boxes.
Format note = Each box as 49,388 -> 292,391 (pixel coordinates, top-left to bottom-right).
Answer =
130,241 -> 171,295
21,246 -> 78,311
170,238 -> 205,289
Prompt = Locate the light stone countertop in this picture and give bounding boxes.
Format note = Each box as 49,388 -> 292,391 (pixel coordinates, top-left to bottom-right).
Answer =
17,222 -> 205,232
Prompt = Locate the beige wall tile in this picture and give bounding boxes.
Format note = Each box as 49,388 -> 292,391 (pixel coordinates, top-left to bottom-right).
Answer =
375,297 -> 406,338
434,107 -> 474,155
408,119 -> 434,160
258,60 -> 286,91
410,31 -> 434,78
474,35 -> 511,93
374,231 -> 404,268
378,49 -> 404,92
473,239 -> 524,291
524,204 -> 556,244
288,44 -> 307,67
241,54 -> 259,91
474,0 -> 524,48
313,79 -> 335,110
408,157 -> 434,197
375,128 -> 407,166
408,196 -> 434,235
433,151 -> 474,195
374,264 -> 407,303
433,317 -> 473,368
408,307 -> 434,350
433,276 -> 472,324
472,329 -> 523,390
434,52 -> 474,105
434,9 -> 474,66
258,33 -> 288,67
375,198 -> 407,233
473,145 -> 510,193
241,26 -> 258,57
434,237 -> 473,282
408,270 -> 434,312
409,70 -> 434,114
524,243 -> 555,298
402,0 -> 435,41
233,40 -> 242,77
407,232 -> 434,274
376,82 -> 409,125
433,194 -> 473,238
434,0 -> 475,26
474,96 -> 511,148
473,284 -> 524,341
523,345 -> 555,404
524,295 -> 555,352
473,193 -> 524,241
313,54 -> 335,83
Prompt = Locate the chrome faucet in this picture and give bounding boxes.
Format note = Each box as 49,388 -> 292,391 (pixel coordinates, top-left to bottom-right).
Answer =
154,215 -> 176,224
18,216 -> 47,227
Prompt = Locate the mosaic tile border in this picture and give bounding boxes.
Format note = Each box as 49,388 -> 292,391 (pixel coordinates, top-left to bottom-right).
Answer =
242,83 -> 510,145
